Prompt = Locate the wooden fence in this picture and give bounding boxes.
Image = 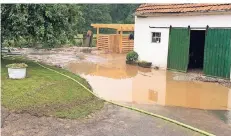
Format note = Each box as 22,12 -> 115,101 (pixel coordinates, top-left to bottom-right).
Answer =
121,36 -> 134,53
97,34 -> 134,53
97,34 -> 110,51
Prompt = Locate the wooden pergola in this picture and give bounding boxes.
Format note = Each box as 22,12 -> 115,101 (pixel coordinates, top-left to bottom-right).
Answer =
91,24 -> 134,53
91,24 -> 134,32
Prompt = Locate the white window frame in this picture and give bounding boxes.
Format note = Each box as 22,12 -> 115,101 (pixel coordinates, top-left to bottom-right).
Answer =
151,32 -> 161,43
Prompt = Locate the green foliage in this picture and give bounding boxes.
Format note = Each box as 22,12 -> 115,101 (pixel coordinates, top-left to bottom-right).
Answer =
109,4 -> 139,24
77,4 -> 139,34
1,4 -> 140,48
6,63 -> 28,68
1,4 -> 84,48
126,51 -> 138,62
78,4 -> 112,33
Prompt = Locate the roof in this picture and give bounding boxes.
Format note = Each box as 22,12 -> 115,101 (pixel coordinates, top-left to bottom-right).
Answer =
136,3 -> 231,16
91,24 -> 134,31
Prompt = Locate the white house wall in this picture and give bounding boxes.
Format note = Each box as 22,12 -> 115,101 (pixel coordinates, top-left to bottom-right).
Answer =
134,14 -> 231,69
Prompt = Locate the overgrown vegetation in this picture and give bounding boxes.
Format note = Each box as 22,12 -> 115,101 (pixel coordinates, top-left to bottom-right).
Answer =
1,4 -> 139,48
1,57 -> 104,119
1,4 -> 83,48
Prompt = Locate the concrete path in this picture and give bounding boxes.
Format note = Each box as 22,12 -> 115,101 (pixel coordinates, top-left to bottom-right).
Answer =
1,104 -> 201,136
120,102 -> 231,136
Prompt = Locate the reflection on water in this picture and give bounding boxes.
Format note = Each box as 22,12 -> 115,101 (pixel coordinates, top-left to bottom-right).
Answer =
67,54 -> 231,110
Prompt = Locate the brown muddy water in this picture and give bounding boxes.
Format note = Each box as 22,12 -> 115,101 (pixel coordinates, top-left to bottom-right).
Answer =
67,54 -> 231,111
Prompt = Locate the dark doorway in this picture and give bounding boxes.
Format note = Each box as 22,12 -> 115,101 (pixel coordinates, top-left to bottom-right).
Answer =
188,30 -> 206,70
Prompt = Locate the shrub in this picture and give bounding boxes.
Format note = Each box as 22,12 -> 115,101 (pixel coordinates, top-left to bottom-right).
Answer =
6,63 -> 28,68
126,51 -> 138,62
138,61 -> 152,68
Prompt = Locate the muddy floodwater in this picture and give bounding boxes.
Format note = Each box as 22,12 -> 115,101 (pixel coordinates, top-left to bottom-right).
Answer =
23,49 -> 231,134
67,54 -> 231,111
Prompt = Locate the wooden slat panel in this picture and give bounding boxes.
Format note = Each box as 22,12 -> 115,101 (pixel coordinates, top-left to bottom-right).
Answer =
121,36 -> 134,53
97,35 -> 110,50
97,34 -> 133,53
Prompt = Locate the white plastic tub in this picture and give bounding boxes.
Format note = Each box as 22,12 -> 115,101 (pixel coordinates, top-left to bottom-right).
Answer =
8,68 -> 26,79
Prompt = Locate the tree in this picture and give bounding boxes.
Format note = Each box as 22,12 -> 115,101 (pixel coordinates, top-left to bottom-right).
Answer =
109,4 -> 139,24
78,4 -> 139,34
1,4 -> 84,47
78,4 -> 112,34
1,4 -> 140,48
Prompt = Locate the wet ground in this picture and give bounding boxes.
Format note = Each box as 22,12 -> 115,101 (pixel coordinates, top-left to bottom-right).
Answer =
10,47 -> 231,135
67,53 -> 231,110
23,47 -> 105,68
1,104 -> 202,136
66,53 -> 231,135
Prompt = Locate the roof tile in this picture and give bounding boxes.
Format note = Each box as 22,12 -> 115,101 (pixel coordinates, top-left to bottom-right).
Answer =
136,4 -> 231,15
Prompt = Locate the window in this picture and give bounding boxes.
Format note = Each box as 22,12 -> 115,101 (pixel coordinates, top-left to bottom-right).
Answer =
151,32 -> 161,43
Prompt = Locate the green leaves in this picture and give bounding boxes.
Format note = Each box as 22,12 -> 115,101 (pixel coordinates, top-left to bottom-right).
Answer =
126,51 -> 139,62
1,4 -> 140,48
1,4 -> 83,48
78,4 -> 139,34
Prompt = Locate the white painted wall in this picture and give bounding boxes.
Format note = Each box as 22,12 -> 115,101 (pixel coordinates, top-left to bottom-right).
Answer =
134,14 -> 231,69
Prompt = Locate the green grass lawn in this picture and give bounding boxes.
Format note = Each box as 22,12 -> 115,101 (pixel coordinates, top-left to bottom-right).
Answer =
1,57 -> 104,119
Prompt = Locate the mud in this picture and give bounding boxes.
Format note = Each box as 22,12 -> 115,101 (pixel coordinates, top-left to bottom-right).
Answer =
20,47 -> 231,110
65,54 -> 231,135
4,47 -> 231,135
65,52 -> 231,135
67,54 -> 231,111
21,47 -> 107,68
173,72 -> 231,88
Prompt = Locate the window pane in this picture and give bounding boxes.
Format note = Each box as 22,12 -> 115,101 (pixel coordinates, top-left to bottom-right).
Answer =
156,32 -> 160,37
152,32 -> 156,37
157,38 -> 161,43
151,32 -> 161,43
158,33 -> 161,37
152,38 -> 156,43
152,38 -> 155,42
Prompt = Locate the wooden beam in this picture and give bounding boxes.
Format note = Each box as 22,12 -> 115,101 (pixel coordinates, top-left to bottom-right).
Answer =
96,27 -> 99,48
91,24 -> 134,31
119,30 -> 123,53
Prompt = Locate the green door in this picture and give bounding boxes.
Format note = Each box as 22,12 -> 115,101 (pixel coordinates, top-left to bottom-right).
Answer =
203,28 -> 231,79
167,28 -> 190,72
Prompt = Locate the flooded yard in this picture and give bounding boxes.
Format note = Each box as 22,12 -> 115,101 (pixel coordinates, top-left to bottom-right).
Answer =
23,48 -> 231,135
66,53 -> 231,135
67,54 -> 231,110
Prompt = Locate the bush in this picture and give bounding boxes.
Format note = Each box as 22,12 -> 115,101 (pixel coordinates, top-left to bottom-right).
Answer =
138,61 -> 152,68
126,51 -> 138,62
6,63 -> 28,68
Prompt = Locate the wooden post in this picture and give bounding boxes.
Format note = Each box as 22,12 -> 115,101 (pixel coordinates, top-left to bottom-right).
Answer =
96,27 -> 99,48
119,29 -> 123,53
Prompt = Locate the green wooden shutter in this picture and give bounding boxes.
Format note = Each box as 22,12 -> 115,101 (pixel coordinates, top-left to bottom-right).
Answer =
203,28 -> 231,79
167,28 -> 190,72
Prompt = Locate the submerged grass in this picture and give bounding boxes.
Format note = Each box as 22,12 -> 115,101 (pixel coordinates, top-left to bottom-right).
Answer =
1,57 -> 104,119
